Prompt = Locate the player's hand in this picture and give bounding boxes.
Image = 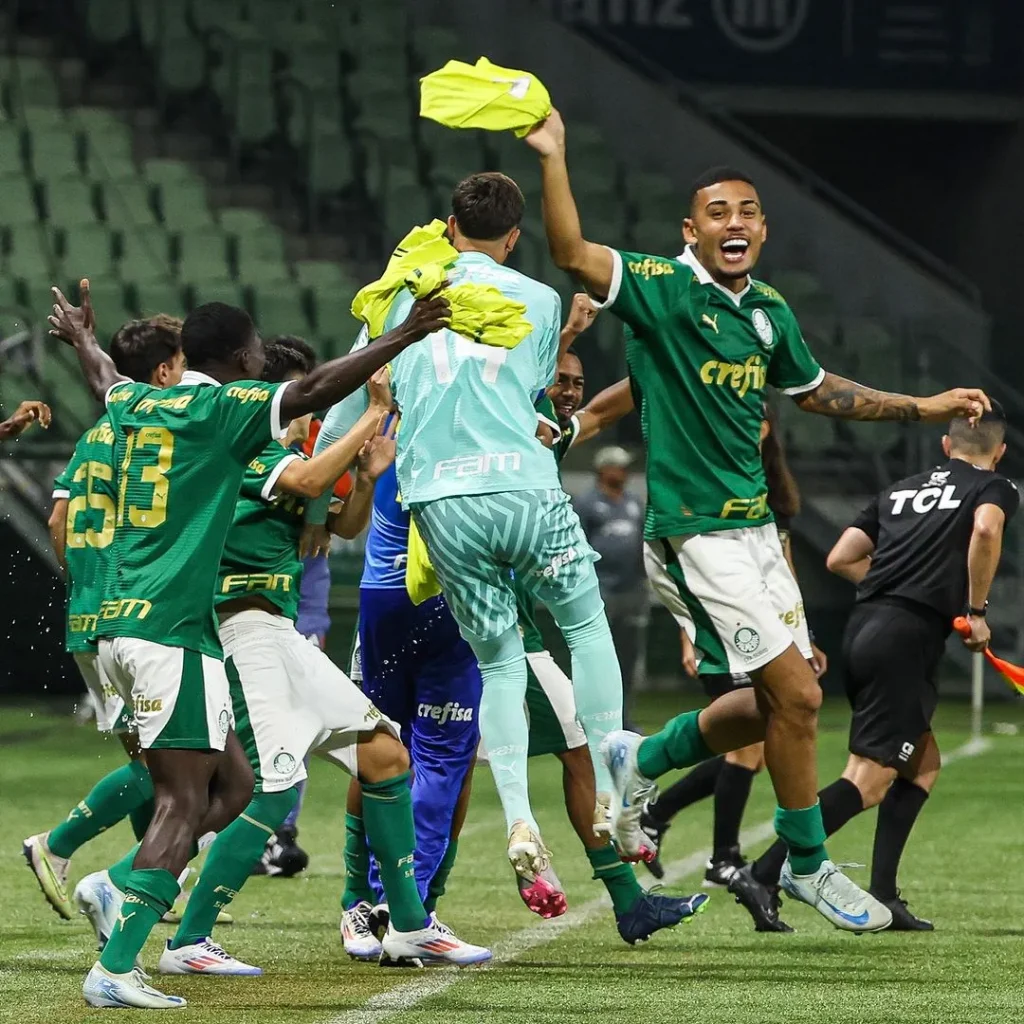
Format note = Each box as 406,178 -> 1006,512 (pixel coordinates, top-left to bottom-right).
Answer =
917,388 -> 991,427
524,108 -> 566,157
48,279 -> 96,347
299,523 -> 332,559
809,642 -> 828,679
367,367 -> 393,412
358,414 -> 397,482
398,290 -> 451,344
564,293 -> 597,337
1,400 -> 51,438
679,629 -> 698,679
963,613 -> 991,652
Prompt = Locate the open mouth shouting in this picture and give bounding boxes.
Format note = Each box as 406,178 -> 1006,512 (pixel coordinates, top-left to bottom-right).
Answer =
720,236 -> 750,264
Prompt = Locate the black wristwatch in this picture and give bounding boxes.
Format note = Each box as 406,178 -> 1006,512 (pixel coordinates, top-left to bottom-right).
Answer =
968,603 -> 988,617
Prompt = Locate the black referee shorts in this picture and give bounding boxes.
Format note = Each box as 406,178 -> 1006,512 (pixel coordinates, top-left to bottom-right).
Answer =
842,598 -> 947,769
700,672 -> 753,701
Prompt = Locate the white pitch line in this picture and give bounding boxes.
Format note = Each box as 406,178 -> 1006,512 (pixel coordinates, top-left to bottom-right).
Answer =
322,737 -> 993,1024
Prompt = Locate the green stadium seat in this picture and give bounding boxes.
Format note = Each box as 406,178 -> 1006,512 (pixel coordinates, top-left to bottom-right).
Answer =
132,279 -> 187,320
420,123 -> 487,187
347,69 -> 411,119
234,73 -> 277,145
624,170 -> 674,207
89,153 -> 138,183
0,125 -> 26,176
117,229 -> 172,282
630,217 -> 683,257
255,283 -> 311,337
237,257 -> 291,286
70,274 -> 133,327
310,286 -> 359,342
144,158 -> 200,186
308,124 -> 356,195
158,180 -> 215,230
99,178 -> 158,227
7,57 -> 60,112
247,0 -> 300,39
40,346 -> 99,431
85,0 -> 133,44
409,26 -> 466,69
26,127 -> 82,178
20,106 -> 67,132
190,280 -> 246,308
177,226 -> 231,282
81,121 -> 135,167
40,176 -> 98,227
219,207 -> 272,237
137,0 -> 205,92
234,224 -> 286,264
286,79 -> 343,147
295,259 -> 356,291
190,0 -> 245,33
0,176 -> 40,224
6,224 -> 53,274
71,106 -> 125,134
382,183 -> 434,248
350,2 -> 408,48
55,224 -> 116,278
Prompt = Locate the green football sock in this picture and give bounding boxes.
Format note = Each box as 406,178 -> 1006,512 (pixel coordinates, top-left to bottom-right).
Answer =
341,812 -> 374,910
775,803 -> 828,875
361,771 -> 428,932
129,798 -> 154,841
636,710 -> 714,780
587,844 -> 643,916
47,761 -> 154,859
99,868 -> 179,975
107,843 -> 140,892
425,838 -> 459,915
171,787 -> 297,948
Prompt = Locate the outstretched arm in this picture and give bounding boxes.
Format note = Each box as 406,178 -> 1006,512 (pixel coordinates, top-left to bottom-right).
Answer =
279,295 -> 449,423
795,371 -> 989,426
48,281 -> 127,399
526,110 -> 616,300
575,377 -> 635,444
0,400 -> 51,441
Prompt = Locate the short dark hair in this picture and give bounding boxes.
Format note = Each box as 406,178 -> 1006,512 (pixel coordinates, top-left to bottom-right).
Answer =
263,335 -> 317,383
949,398 -> 1007,454
109,319 -> 182,383
688,166 -> 758,213
560,346 -> 583,370
181,302 -> 255,368
451,172 -> 524,241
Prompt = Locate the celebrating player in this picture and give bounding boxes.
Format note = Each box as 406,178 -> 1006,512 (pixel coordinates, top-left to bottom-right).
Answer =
526,107 -> 990,932
734,403 -> 1017,932
50,284 -> 452,1008
24,318 -> 184,920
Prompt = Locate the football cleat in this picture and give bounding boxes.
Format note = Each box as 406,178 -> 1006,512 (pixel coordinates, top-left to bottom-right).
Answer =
74,870 -> 121,950
616,890 -> 709,945
380,916 -> 491,967
507,820 -> 567,919
600,731 -> 659,863
22,832 -> 72,919
704,845 -> 746,888
727,864 -> 793,932
161,885 -> 233,926
780,859 -> 892,933
341,901 -> 384,960
260,825 -> 309,878
874,892 -> 933,931
83,962 -> 185,1009
158,938 -> 262,976
638,799 -> 668,880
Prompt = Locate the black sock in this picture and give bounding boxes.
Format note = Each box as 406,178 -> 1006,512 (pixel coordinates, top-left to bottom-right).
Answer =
648,757 -> 724,824
752,778 -> 864,886
712,762 -> 756,859
870,777 -> 928,901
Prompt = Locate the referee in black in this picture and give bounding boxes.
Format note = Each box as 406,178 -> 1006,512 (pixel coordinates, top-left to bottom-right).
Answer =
731,401 -> 1018,932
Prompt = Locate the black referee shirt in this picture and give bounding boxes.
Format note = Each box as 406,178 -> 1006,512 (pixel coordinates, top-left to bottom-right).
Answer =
851,457 -> 1019,622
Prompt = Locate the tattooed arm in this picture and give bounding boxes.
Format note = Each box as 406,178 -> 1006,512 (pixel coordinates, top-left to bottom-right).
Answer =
794,371 -> 989,425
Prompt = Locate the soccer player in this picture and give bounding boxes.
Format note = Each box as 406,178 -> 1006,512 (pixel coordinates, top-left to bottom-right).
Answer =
50,283 -> 453,1008
0,398 -> 51,440
733,403 -> 1017,932
311,174 -> 705,928
526,108 -> 990,931
24,317 -> 184,921
640,401 -> 827,891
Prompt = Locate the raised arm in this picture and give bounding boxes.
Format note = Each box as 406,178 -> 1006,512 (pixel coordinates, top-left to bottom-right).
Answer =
330,417 -> 397,540
575,377 -> 635,444
279,295 -> 448,423
558,293 -> 598,359
0,400 -> 52,441
525,110 -> 616,301
795,371 -> 989,426
825,526 -> 875,584
963,503 -> 1006,651
48,281 -> 127,399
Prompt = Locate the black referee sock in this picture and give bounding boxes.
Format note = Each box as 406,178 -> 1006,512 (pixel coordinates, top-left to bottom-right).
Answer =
870,777 -> 929,901
648,757 -> 723,824
752,778 -> 864,885
712,761 -> 756,860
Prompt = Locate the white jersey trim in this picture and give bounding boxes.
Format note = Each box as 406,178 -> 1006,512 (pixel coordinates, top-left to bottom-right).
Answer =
781,366 -> 826,397
103,378 -> 131,407
261,452 -> 303,502
52,487 -> 71,499
270,379 -> 294,440
567,414 -> 581,449
590,247 -> 623,310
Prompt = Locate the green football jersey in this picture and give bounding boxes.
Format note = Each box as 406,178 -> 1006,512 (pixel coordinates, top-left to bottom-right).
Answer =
605,246 -> 823,539
215,441 -> 307,620
53,416 -> 118,653
516,405 -> 580,654
98,371 -> 291,658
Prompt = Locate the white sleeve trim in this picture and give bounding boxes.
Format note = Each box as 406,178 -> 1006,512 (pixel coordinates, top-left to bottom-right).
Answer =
536,411 -> 560,431
52,488 -> 71,499
588,247 -> 623,311
566,414 -> 581,449
103,379 -> 128,407
781,366 -> 826,397
270,379 -> 295,439
261,452 -> 303,502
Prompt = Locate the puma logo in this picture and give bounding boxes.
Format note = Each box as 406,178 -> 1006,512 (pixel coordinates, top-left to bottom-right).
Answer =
701,313 -> 719,334
115,908 -> 136,931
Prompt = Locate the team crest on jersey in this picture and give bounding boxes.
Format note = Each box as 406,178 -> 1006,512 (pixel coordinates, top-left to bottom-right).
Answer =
751,309 -> 774,349
734,626 -> 761,655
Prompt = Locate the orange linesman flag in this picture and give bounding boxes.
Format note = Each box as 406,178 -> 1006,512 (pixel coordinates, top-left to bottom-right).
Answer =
953,617 -> 1024,696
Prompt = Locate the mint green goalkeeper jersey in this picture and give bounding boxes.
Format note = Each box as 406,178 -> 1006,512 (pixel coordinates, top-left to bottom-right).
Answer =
310,251 -> 562,516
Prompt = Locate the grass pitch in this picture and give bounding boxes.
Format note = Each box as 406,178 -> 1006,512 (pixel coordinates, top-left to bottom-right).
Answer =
2,695 -> 1022,1024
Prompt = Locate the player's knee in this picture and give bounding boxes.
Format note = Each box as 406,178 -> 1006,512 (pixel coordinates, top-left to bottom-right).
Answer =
358,729 -> 410,783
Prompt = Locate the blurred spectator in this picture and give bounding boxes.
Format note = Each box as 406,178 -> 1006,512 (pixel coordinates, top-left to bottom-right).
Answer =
575,445 -> 648,726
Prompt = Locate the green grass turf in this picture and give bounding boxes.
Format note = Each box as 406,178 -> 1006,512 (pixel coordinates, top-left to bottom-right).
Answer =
2,695 -> 1023,1024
